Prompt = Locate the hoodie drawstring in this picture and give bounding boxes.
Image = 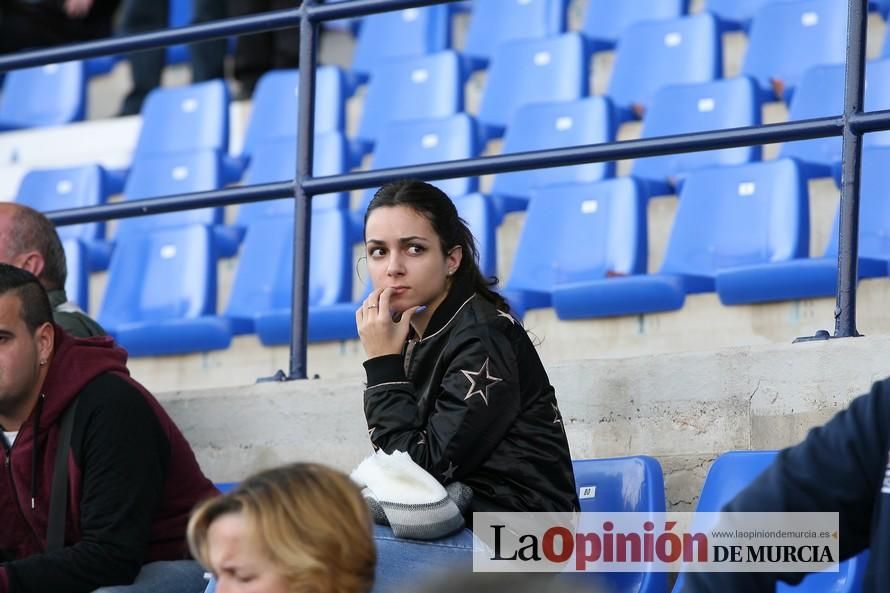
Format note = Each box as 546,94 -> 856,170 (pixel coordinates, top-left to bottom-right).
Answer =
31,394 -> 45,510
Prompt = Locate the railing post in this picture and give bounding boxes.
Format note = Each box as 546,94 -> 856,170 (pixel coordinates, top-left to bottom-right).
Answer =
288,0 -> 319,380
834,0 -> 868,338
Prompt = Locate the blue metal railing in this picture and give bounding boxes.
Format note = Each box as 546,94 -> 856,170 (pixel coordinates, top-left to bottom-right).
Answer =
0,0 -> 881,379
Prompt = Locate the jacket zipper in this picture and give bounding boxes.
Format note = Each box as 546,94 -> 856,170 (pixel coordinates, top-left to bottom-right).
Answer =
5,444 -> 43,549
404,339 -> 418,377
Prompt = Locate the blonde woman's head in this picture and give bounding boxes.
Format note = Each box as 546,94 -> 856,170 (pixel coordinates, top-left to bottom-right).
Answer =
188,463 -> 375,593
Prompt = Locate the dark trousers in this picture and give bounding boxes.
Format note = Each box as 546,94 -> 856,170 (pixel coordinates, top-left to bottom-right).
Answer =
227,0 -> 300,96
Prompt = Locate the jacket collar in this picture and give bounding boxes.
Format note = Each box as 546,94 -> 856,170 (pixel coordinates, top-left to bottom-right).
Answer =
416,281 -> 475,342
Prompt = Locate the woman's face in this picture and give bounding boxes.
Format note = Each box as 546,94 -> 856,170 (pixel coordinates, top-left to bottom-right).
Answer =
365,205 -> 461,315
207,512 -> 290,593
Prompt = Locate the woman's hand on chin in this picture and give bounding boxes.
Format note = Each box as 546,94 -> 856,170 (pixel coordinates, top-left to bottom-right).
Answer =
356,287 -> 425,359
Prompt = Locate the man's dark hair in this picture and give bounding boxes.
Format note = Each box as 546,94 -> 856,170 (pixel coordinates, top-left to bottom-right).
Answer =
7,204 -> 67,290
0,264 -> 54,332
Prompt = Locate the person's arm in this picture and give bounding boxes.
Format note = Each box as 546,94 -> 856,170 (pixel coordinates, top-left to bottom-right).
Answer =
364,326 -> 521,483
0,376 -> 171,593
682,378 -> 889,592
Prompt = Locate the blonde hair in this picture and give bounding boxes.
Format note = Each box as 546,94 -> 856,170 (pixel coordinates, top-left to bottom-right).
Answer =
188,463 -> 375,593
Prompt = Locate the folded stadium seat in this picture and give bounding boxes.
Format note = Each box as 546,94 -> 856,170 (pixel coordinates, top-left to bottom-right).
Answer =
62,238 -> 89,312
0,62 -> 86,131
257,193 -> 498,345
742,0 -> 848,103
477,33 -> 589,140
355,51 -> 467,155
631,77 -> 762,195
607,13 -> 721,122
581,0 -> 688,52
552,159 -> 808,319
490,97 -> 617,216
351,5 -> 451,81
116,150 -> 240,257
874,0 -> 890,19
235,133 -> 351,230
780,59 -> 890,179
571,456 -> 667,593
671,451 -> 869,593
463,0 -> 567,68
238,66 -> 354,170
351,114 -> 480,237
706,0 -> 798,31
98,224 -> 232,356
715,148 -> 890,305
226,210 -> 352,336
14,164 -> 114,271
502,178 -> 648,319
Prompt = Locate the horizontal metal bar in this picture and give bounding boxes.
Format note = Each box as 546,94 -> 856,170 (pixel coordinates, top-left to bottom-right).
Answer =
307,0 -> 463,21
849,108 -> 890,133
46,182 -> 293,226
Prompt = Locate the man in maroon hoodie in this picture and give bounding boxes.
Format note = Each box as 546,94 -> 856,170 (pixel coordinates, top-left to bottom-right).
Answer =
0,264 -> 218,593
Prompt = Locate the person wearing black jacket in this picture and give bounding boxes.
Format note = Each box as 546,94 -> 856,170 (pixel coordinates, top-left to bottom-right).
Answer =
0,264 -> 217,593
682,378 -> 890,592
0,0 -> 121,53
356,180 -> 578,514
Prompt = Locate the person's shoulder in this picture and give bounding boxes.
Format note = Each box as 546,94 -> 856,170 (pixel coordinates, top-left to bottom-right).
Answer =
76,372 -> 151,415
454,295 -> 521,341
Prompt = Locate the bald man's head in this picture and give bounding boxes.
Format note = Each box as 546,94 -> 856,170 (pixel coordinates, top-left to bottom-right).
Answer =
0,203 -> 67,291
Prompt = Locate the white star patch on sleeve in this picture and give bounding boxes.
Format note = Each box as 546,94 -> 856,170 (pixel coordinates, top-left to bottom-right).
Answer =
551,402 -> 562,424
497,310 -> 517,325
461,357 -> 503,406
368,427 -> 378,450
441,461 -> 458,481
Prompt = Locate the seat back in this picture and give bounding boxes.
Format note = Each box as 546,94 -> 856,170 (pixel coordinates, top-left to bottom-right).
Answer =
742,0 -> 848,100
781,59 -> 890,172
492,98 -> 616,201
241,66 -> 350,160
238,133 -> 350,224
633,77 -> 761,183
358,51 -> 465,149
609,13 -> 721,117
135,80 -> 230,158
15,164 -> 107,242
118,150 -> 225,236
478,33 -> 588,137
706,0 -> 798,30
352,6 -> 451,77
661,159 -> 808,278
62,238 -> 89,312
453,193 -> 497,278
224,210 -> 352,333
99,224 -> 219,329
823,147 -> 890,259
464,0 -> 567,65
507,178 -> 648,295
0,62 -> 86,128
582,0 -> 687,50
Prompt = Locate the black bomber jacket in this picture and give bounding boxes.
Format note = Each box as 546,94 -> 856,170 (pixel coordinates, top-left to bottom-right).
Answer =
363,283 -> 579,513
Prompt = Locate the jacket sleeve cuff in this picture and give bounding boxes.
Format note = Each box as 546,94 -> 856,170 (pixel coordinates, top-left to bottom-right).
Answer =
0,566 -> 10,593
363,354 -> 407,387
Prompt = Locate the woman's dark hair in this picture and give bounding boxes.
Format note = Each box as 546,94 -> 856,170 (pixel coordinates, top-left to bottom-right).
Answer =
364,180 -> 509,312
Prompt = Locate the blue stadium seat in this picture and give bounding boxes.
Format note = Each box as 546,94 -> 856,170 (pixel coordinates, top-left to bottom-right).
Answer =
116,150 -> 240,256
352,114 -> 480,236
98,224 -> 232,356
491,97 -> 617,215
552,159 -> 808,319
780,59 -> 890,178
582,0 -> 688,51
672,451 -> 869,593
742,0 -> 848,102
0,62 -> 86,130
14,164 -> 112,271
62,238 -> 89,312
716,148 -> 890,304
258,193 -> 498,344
134,79 -> 230,159
632,77 -> 762,194
477,33 -> 589,139
226,210 -> 352,336
463,0 -> 567,67
608,13 -> 721,121
239,67 -> 352,166
356,51 -> 466,153
572,456 -> 667,593
351,5 -> 451,79
503,178 -> 648,318
706,0 -> 798,31
237,133 -> 350,227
